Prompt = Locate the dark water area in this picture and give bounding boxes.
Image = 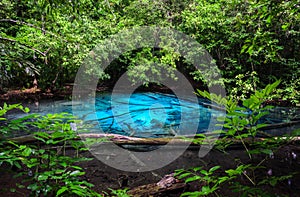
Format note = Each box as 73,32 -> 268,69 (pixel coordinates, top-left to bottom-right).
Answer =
5,92 -> 300,137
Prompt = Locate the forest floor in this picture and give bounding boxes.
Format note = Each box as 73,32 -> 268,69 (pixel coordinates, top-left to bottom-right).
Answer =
0,85 -> 77,104
0,143 -> 300,196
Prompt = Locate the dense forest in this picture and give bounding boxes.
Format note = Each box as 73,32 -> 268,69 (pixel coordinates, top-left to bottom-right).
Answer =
1,0 -> 299,103
1,1 -> 300,196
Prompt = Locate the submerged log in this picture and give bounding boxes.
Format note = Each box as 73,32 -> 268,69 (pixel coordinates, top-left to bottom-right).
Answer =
7,132 -> 300,147
8,133 -> 192,145
6,118 -> 300,145
260,120 -> 300,130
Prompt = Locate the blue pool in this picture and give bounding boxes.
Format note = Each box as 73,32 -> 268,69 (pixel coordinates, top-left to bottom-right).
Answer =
7,92 -> 300,137
73,92 -> 224,137
8,92 -> 224,137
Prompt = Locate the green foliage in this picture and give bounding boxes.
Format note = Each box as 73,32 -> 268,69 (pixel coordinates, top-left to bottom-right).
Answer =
197,80 -> 281,157
0,103 -> 29,122
0,104 -> 101,196
0,0 -> 114,90
106,188 -> 131,197
230,173 -> 294,197
175,165 -> 249,196
0,103 -> 30,168
228,71 -> 260,100
9,140 -> 98,196
183,81 -> 297,196
179,0 -> 299,100
0,0 -> 299,101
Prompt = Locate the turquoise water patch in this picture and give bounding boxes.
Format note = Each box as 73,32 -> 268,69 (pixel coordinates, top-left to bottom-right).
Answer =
72,92 -> 224,137
7,92 -> 299,137
8,92 -> 223,137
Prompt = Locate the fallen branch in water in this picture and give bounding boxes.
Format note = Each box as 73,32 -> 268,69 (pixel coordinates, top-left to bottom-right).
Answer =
7,132 -> 300,147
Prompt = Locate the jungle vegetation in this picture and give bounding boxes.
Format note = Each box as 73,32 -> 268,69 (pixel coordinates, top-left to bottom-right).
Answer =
0,0 -> 299,103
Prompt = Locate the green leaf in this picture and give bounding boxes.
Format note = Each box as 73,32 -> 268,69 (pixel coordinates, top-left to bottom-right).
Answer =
201,186 -> 213,195
260,149 -> 273,155
264,80 -> 281,96
56,186 -> 68,196
265,15 -> 272,24
39,149 -> 46,154
24,107 -> 30,113
209,166 -> 220,173
13,161 -> 22,169
185,176 -> 201,183
71,189 -> 85,196
253,112 -> 269,122
255,123 -> 268,130
71,165 -> 83,170
192,166 -> 202,172
242,99 -> 252,108
70,170 -> 84,176
270,179 -> 277,187
27,183 -> 39,191
281,24 -> 289,30
16,183 -> 25,189
217,176 -> 230,184
292,128 -> 300,136
34,132 -> 50,139
178,172 -> 191,179
241,44 -> 248,54
247,45 -> 254,55
38,174 -> 49,181
22,147 -> 32,157
181,191 -> 202,197
200,170 -> 208,176
55,169 -> 65,174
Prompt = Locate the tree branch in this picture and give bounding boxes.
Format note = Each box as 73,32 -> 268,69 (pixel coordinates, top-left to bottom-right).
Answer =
0,36 -> 49,56
0,19 -> 67,42
0,18 -> 46,32
105,0 -> 116,20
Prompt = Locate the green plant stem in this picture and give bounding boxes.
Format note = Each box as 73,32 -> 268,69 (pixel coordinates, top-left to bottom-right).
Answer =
242,171 -> 255,186
213,190 -> 220,197
237,132 -> 252,160
256,158 -> 266,168
63,141 -> 66,156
